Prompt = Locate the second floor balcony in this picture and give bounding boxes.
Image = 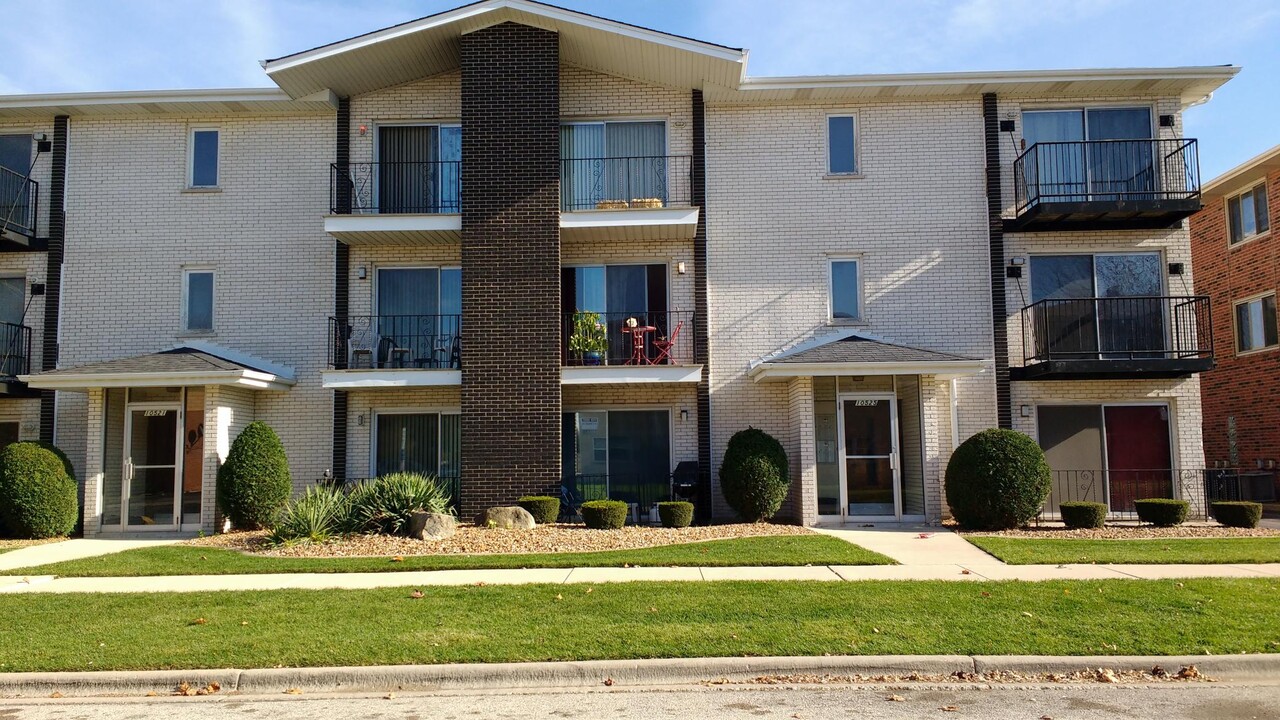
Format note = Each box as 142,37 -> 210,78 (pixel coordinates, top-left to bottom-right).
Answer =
1012,295 -> 1214,380
0,320 -> 34,397
0,165 -> 38,244
1010,138 -> 1202,232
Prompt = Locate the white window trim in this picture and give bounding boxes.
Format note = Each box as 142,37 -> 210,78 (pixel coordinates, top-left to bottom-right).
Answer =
1226,180 -> 1270,248
181,267 -> 215,335
824,113 -> 860,177
827,256 -> 864,324
1232,292 -> 1278,356
369,408 -> 461,479
187,127 -> 220,189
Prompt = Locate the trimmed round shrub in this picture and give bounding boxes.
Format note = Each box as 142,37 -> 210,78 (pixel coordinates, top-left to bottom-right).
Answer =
1059,501 -> 1107,530
517,495 -> 560,525
581,499 -> 628,530
269,484 -> 353,544
0,442 -> 78,539
215,421 -> 292,530
1211,501 -> 1262,529
719,427 -> 789,522
1134,498 -> 1189,527
945,428 -> 1051,530
657,501 -> 694,528
30,441 -> 76,482
348,472 -> 452,536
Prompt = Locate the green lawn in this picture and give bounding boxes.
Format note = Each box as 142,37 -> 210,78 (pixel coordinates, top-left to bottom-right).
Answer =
0,579 -> 1275,672
967,536 -> 1280,565
16,535 -> 894,577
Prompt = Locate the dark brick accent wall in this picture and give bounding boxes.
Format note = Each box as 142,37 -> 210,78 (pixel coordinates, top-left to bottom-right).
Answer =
459,22 -> 561,516
982,93 -> 1012,429
39,115 -> 69,443
691,89 -> 714,522
332,97 -> 351,483
1191,172 -> 1280,467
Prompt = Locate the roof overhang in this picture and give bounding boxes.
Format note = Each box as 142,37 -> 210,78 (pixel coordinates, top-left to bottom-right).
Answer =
262,0 -> 745,98
560,207 -> 699,241
705,66 -> 1239,108
321,369 -> 462,389
1202,143 -> 1280,201
0,88 -> 337,121
561,364 -> 703,385
324,213 -> 461,245
749,359 -> 989,383
20,369 -> 294,392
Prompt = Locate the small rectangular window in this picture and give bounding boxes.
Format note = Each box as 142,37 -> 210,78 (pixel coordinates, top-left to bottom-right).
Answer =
189,129 -> 219,187
184,269 -> 214,332
830,259 -> 861,320
827,115 -> 857,174
1228,183 -> 1269,244
1235,294 -> 1278,353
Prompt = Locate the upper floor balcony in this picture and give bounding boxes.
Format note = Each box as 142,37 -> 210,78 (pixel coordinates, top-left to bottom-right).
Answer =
1011,295 -> 1214,380
561,310 -> 701,384
0,320 -> 35,397
1009,138 -> 1202,232
0,166 -> 38,244
326,161 -> 462,245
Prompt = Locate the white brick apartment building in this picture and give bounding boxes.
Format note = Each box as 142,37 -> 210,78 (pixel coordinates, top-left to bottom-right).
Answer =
0,0 -> 1236,534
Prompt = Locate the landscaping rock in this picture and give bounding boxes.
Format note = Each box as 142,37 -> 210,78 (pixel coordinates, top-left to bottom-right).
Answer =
407,512 -> 456,541
476,506 -> 536,530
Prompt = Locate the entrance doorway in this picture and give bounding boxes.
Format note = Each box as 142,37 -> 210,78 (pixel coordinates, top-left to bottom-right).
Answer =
837,394 -> 900,520
124,403 -> 182,529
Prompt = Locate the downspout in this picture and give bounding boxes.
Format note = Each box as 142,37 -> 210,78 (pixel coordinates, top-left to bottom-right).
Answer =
949,378 -> 960,450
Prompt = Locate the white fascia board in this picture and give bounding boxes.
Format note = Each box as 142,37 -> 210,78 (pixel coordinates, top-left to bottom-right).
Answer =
321,369 -> 462,389
19,370 -> 293,391
324,214 -> 462,235
749,360 -> 989,382
561,365 -> 703,385
739,66 -> 1240,92
559,207 -> 699,230
0,87 -> 292,110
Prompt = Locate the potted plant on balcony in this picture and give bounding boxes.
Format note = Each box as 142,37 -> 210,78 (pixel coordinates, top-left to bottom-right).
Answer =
569,311 -> 608,366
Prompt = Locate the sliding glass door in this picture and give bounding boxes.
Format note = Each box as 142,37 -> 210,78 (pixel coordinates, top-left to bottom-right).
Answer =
563,409 -> 671,510
1037,404 -> 1173,515
1022,108 -> 1154,203
562,264 -> 668,364
561,122 -> 666,210
375,267 -> 462,368
1029,253 -> 1164,360
0,135 -> 32,231
374,412 -> 461,482
377,125 -> 461,213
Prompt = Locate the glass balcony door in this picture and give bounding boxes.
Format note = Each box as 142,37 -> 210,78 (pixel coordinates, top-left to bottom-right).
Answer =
560,121 -> 666,211
563,409 -> 671,512
374,267 -> 461,369
376,125 -> 460,213
373,412 -> 460,480
0,134 -> 31,231
1022,108 -> 1154,203
1029,253 -> 1164,360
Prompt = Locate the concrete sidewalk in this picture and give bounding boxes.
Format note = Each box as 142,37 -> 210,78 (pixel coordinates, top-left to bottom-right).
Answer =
0,538 -> 183,573
813,525 -> 1005,566
3,561 -> 1278,594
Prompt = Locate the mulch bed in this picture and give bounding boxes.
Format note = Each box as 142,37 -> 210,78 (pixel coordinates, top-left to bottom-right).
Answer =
190,522 -> 812,558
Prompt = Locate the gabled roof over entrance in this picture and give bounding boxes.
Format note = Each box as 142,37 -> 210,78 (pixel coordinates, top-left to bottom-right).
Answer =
262,0 -> 747,99
749,330 -> 988,382
20,343 -> 296,391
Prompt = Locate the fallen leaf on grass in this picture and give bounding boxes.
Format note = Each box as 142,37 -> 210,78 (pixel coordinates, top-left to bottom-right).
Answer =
49,692 -> 63,699
980,591 -> 991,598
189,618 -> 208,626
555,593 -> 564,601
391,556 -> 404,563
410,590 -> 424,599
1021,612 -> 1033,618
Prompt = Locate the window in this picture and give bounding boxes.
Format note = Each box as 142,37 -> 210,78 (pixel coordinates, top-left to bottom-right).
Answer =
827,115 -> 857,174
183,269 -> 214,332
560,121 -> 667,210
1235,294 -> 1278,353
189,129 -> 219,188
374,412 -> 460,483
1228,183 -> 1269,245
562,409 -> 671,507
376,125 -> 460,213
829,259 -> 861,320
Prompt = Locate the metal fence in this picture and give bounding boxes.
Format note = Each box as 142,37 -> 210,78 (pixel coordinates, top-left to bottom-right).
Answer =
1037,468 -> 1254,522
0,165 -> 38,238
563,473 -> 674,525
0,321 -> 31,377
1021,296 -> 1212,363
329,314 -> 461,370
562,310 -> 697,367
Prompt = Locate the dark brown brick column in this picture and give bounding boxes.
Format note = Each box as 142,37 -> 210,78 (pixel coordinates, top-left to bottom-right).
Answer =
982,93 -> 1012,429
40,115 -> 68,444
459,22 -> 561,517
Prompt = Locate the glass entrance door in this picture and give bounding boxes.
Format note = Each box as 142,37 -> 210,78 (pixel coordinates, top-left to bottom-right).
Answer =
124,405 -> 181,529
839,395 -> 899,519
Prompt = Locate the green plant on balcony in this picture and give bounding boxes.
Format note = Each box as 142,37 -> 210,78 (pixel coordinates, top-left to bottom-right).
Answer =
569,311 -> 608,365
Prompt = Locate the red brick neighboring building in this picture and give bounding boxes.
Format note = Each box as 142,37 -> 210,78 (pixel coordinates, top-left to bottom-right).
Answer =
1190,145 -> 1280,471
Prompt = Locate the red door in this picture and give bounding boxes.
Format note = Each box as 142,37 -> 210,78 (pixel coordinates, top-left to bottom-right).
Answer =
1103,405 -> 1173,512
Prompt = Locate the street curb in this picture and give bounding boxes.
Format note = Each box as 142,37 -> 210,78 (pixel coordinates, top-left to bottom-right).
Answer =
1,654 -> 1277,698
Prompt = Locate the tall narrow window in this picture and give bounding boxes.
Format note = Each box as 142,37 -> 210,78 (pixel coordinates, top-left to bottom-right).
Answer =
1228,183 -> 1269,244
183,269 -> 214,332
827,115 -> 857,174
1235,294 -> 1278,353
189,129 -> 219,188
829,259 -> 861,320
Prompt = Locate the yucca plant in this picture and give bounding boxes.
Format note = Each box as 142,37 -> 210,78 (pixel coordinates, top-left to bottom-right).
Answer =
348,472 -> 452,536
268,484 -> 353,545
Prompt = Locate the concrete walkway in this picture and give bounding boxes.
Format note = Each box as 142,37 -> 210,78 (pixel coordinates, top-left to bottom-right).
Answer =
0,537 -> 183,573
813,524 -> 1006,567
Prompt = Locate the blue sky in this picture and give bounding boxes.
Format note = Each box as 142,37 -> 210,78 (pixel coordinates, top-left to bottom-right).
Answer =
2,0 -> 1275,178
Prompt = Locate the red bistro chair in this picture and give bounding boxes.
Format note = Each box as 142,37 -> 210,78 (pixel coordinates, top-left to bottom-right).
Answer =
650,320 -> 683,365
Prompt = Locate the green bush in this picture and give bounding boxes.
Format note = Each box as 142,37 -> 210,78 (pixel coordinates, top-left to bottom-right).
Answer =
657,501 -> 694,528
1058,501 -> 1107,529
517,495 -> 560,525
581,499 -> 628,530
30,441 -> 76,482
945,428 -> 1051,530
1134,498 -> 1189,527
348,472 -> 452,535
719,428 -> 789,521
216,421 -> 292,530
0,442 -> 78,539
1211,501 -> 1262,529
268,484 -> 353,544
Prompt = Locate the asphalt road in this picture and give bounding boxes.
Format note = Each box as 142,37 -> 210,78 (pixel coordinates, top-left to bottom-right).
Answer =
1,682 -> 1276,720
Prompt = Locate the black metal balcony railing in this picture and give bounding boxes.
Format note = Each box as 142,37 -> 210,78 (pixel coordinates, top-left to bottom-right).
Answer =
1014,138 -> 1200,215
1021,296 -> 1212,364
560,155 -> 692,212
1037,468 -> 1243,522
562,310 -> 697,367
0,165 -> 38,238
0,321 -> 31,378
329,315 -> 461,370
329,161 -> 461,215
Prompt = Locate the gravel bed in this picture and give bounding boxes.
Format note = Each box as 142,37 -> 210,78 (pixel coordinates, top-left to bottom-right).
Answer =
0,538 -> 63,551
963,525 -> 1279,540
190,522 -> 812,558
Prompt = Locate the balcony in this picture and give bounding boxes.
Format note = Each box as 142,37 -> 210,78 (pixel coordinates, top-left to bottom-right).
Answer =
325,161 -> 461,245
322,314 -> 461,388
0,166 -> 39,247
1012,296 -> 1214,380
0,321 -> 35,397
559,155 -> 699,241
562,310 -> 701,384
1009,139 -> 1201,232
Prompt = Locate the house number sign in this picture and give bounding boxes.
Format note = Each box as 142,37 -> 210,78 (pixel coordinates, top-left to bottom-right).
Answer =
144,410 -> 169,417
